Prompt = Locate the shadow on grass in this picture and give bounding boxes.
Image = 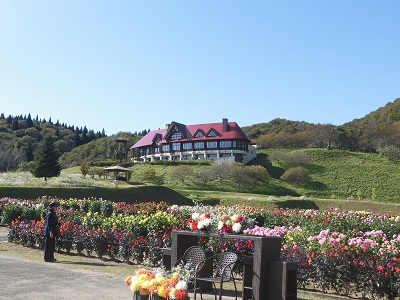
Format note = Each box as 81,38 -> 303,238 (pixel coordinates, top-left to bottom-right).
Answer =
276,200 -> 319,209
303,181 -> 327,191
268,165 -> 286,179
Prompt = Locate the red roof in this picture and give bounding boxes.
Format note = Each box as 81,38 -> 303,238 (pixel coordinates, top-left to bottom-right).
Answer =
131,120 -> 250,149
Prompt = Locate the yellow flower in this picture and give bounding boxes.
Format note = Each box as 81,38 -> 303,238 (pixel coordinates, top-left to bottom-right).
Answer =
231,214 -> 239,222
139,274 -> 148,282
130,281 -> 140,292
158,286 -> 165,297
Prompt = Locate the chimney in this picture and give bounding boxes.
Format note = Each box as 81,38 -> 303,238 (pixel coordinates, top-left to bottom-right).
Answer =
222,118 -> 228,132
165,124 -> 170,130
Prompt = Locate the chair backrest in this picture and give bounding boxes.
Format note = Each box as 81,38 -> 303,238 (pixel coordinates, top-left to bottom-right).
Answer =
181,246 -> 206,274
215,252 -> 238,279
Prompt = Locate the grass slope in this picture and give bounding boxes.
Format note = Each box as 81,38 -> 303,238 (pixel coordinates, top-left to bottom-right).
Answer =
290,149 -> 400,202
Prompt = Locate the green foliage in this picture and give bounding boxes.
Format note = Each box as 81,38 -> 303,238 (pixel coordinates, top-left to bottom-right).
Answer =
89,200 -> 102,213
30,136 -> 62,181
0,114 -> 107,163
1,205 -> 22,225
101,201 -> 113,217
79,161 -> 90,177
281,167 -> 311,186
169,165 -> 194,184
141,167 -> 162,184
277,148 -> 400,201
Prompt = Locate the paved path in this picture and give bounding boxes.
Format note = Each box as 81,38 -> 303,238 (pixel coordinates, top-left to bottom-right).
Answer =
0,252 -> 133,300
0,232 -> 236,300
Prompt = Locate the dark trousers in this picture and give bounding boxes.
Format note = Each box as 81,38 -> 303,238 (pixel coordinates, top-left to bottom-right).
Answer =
44,234 -> 55,261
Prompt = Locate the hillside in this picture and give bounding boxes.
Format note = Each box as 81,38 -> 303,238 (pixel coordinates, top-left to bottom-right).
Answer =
242,98 -> 400,153
0,113 -> 147,170
263,148 -> 400,202
121,148 -> 400,203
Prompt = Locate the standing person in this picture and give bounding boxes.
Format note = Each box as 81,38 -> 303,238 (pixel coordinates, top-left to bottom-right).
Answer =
44,202 -> 59,262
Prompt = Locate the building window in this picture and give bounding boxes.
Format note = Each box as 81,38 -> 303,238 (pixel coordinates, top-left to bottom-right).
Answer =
182,155 -> 191,160
194,130 -> 204,138
207,141 -> 218,149
194,142 -> 204,149
162,144 -> 170,152
171,132 -> 182,140
182,142 -> 192,150
207,153 -> 217,159
194,154 -> 204,159
237,141 -> 247,149
207,130 -> 218,137
220,140 -> 232,148
220,153 -> 231,157
172,143 -> 180,151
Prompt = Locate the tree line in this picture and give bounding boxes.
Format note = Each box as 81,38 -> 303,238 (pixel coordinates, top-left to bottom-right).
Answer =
242,98 -> 400,161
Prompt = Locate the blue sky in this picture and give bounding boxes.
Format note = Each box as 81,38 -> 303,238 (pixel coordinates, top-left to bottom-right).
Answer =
1,1 -> 399,135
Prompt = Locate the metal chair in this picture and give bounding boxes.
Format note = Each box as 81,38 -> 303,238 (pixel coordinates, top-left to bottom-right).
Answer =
174,246 -> 207,284
194,252 -> 238,300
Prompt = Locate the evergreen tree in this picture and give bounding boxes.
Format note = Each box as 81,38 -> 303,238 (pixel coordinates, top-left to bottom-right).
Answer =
26,140 -> 34,162
26,113 -> 33,127
6,115 -> 12,125
11,117 -> 19,130
31,136 -> 61,181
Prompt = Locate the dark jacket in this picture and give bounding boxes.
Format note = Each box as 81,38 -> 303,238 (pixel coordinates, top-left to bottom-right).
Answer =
45,211 -> 59,237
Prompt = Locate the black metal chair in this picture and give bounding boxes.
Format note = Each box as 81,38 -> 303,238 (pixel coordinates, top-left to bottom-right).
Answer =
174,246 -> 207,285
194,252 -> 238,300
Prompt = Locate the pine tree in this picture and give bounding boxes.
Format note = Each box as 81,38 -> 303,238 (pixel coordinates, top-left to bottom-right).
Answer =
26,113 -> 33,128
31,136 -> 61,181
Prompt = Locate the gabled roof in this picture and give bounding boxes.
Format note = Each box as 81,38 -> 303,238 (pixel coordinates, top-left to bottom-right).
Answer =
130,120 -> 250,149
104,166 -> 133,172
164,121 -> 188,140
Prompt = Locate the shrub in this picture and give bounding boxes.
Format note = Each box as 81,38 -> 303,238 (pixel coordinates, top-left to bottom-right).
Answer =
281,167 -> 311,186
1,205 -> 22,225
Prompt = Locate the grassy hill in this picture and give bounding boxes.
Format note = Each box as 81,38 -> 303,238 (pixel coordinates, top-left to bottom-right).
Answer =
2,148 -> 400,213
257,148 -> 400,202
130,148 -> 400,203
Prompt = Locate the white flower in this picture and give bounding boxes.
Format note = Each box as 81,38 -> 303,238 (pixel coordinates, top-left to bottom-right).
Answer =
192,212 -> 200,221
175,280 -> 188,291
198,217 -> 211,229
218,221 -> 224,230
232,222 -> 242,233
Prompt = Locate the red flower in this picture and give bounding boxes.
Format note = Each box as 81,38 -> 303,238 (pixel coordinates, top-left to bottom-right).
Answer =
191,221 -> 198,231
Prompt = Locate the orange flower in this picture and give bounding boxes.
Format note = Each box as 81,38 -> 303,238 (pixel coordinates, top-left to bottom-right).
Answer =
125,275 -> 132,286
170,276 -> 179,286
139,287 -> 150,296
175,289 -> 189,300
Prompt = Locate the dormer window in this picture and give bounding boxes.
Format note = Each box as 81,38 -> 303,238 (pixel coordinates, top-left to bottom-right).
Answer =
207,129 -> 219,137
194,130 -> 205,138
171,131 -> 182,140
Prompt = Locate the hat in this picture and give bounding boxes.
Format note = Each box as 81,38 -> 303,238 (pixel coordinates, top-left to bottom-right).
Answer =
48,202 -> 59,209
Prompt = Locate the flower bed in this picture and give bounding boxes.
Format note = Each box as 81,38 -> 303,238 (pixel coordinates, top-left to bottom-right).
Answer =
2,197 -> 400,299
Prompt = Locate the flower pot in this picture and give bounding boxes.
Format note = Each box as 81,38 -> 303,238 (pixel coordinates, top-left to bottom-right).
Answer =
152,295 -> 166,300
133,293 -> 149,300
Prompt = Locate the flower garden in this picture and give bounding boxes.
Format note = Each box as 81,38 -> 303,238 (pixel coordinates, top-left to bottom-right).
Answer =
2,196 -> 400,299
